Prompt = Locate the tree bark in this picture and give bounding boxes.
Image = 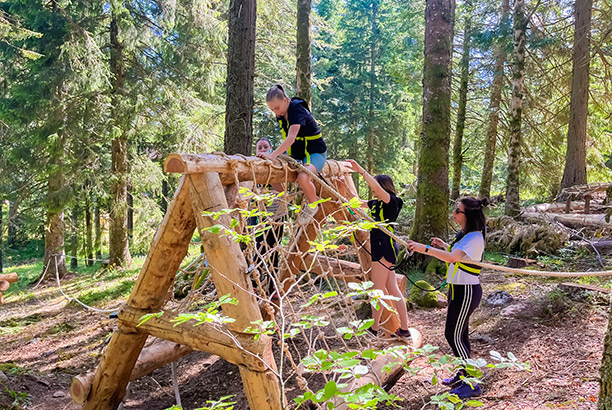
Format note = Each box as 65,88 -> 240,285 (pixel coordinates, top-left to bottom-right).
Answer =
42,127 -> 68,280
600,299 -> 612,409
7,200 -> 18,248
109,11 -> 132,268
451,0 -> 472,200
560,0 -> 591,190
70,204 -> 79,269
127,185 -> 133,242
479,0 -> 510,200
411,0 -> 455,244
0,201 -> 3,273
223,0 -> 256,156
94,201 -> 102,260
504,0 -> 527,217
367,1 -> 378,199
85,194 -> 93,267
296,0 -> 312,106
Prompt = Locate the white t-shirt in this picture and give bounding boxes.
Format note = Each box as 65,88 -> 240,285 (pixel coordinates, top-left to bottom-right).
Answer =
446,231 -> 485,285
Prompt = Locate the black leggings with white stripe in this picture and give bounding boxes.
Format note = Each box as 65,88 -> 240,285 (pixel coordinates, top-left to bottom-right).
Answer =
445,284 -> 482,360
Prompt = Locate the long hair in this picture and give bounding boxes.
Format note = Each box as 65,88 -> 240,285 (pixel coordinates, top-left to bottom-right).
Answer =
266,84 -> 288,102
374,174 -> 397,195
460,196 -> 489,238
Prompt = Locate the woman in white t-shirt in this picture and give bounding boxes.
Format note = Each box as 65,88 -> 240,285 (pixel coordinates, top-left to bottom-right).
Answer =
406,196 -> 488,399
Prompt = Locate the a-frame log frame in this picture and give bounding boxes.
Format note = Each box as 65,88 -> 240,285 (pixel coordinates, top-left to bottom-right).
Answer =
83,169 -> 282,409
83,153 -> 399,409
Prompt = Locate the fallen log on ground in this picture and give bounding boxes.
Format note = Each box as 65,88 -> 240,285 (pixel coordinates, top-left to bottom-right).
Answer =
520,212 -> 612,229
70,338 -> 193,404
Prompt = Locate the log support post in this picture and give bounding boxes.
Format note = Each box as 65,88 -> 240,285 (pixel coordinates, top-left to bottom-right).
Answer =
189,172 -> 283,410
84,176 -> 197,410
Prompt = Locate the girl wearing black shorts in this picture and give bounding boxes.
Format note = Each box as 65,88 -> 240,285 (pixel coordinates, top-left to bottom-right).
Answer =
346,159 -> 410,338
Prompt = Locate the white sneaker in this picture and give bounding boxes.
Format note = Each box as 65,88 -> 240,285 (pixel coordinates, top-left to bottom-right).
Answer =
296,204 -> 319,225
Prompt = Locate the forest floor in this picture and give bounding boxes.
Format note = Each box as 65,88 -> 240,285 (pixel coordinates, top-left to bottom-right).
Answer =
0,252 -> 610,410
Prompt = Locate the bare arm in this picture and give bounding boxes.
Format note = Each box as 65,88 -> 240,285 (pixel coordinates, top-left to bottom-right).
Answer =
269,124 -> 300,159
345,159 -> 390,203
406,240 -> 466,263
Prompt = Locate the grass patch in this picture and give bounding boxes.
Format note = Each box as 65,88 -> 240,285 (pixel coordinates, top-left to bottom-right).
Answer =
0,363 -> 29,376
49,321 -> 78,335
484,251 -> 508,265
0,313 -> 45,336
72,280 -> 135,307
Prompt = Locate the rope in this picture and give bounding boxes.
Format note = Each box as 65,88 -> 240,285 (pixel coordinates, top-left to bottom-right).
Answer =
51,254 -> 121,313
278,155 -> 612,278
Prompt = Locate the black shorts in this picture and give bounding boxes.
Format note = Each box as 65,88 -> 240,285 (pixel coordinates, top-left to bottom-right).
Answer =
371,236 -> 399,265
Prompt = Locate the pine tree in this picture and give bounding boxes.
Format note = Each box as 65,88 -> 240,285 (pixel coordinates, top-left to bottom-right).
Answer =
505,0 -> 527,216
411,0 -> 455,243
560,0 -> 591,190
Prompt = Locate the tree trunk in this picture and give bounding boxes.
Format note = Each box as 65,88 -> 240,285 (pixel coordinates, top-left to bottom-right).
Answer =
411,0 -> 455,244
85,195 -> 93,267
599,300 -> 612,408
367,1 -> 378,200
504,0 -> 527,217
94,201 -> 102,260
560,0 -> 591,190
451,0 -> 472,200
7,200 -> 18,248
161,175 -> 169,214
109,11 -> 132,268
0,201 -> 3,273
296,0 -> 312,106
70,204 -> 79,269
479,0 -> 510,200
42,130 -> 68,280
127,185 -> 133,242
223,0 -> 256,156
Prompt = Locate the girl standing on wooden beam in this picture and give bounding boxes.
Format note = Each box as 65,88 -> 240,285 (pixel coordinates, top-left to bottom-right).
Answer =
258,84 -> 327,223
406,196 -> 488,399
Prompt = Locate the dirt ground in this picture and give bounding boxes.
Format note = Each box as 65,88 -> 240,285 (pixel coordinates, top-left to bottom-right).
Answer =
0,266 -> 608,410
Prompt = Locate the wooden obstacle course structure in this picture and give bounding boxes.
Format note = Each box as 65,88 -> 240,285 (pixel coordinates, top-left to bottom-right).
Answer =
80,153 -> 411,409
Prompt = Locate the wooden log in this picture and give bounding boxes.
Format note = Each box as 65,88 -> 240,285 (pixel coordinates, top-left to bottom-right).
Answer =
524,202 -> 583,213
570,239 -> 612,254
560,282 -> 611,294
70,339 -> 193,404
164,153 -> 351,185
189,172 -> 282,410
0,281 -> 9,292
85,176 -> 197,410
521,212 -> 612,228
0,273 -> 18,283
118,307 -> 268,372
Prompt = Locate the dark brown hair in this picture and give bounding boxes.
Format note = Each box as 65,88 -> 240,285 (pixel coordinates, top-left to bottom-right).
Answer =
374,174 -> 397,195
459,196 -> 489,236
266,84 -> 288,102
255,137 -> 271,146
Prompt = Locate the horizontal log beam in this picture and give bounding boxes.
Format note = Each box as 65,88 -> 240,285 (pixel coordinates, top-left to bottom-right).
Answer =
164,153 -> 351,185
0,273 -> 18,283
118,307 -> 272,373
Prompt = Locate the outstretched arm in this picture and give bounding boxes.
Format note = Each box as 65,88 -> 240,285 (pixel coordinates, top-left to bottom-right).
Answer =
406,240 -> 465,263
258,124 -> 300,160
345,159 -> 390,203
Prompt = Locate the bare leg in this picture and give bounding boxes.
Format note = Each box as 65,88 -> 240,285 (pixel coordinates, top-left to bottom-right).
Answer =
383,257 -> 409,330
296,166 -> 317,204
370,259 -> 390,331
